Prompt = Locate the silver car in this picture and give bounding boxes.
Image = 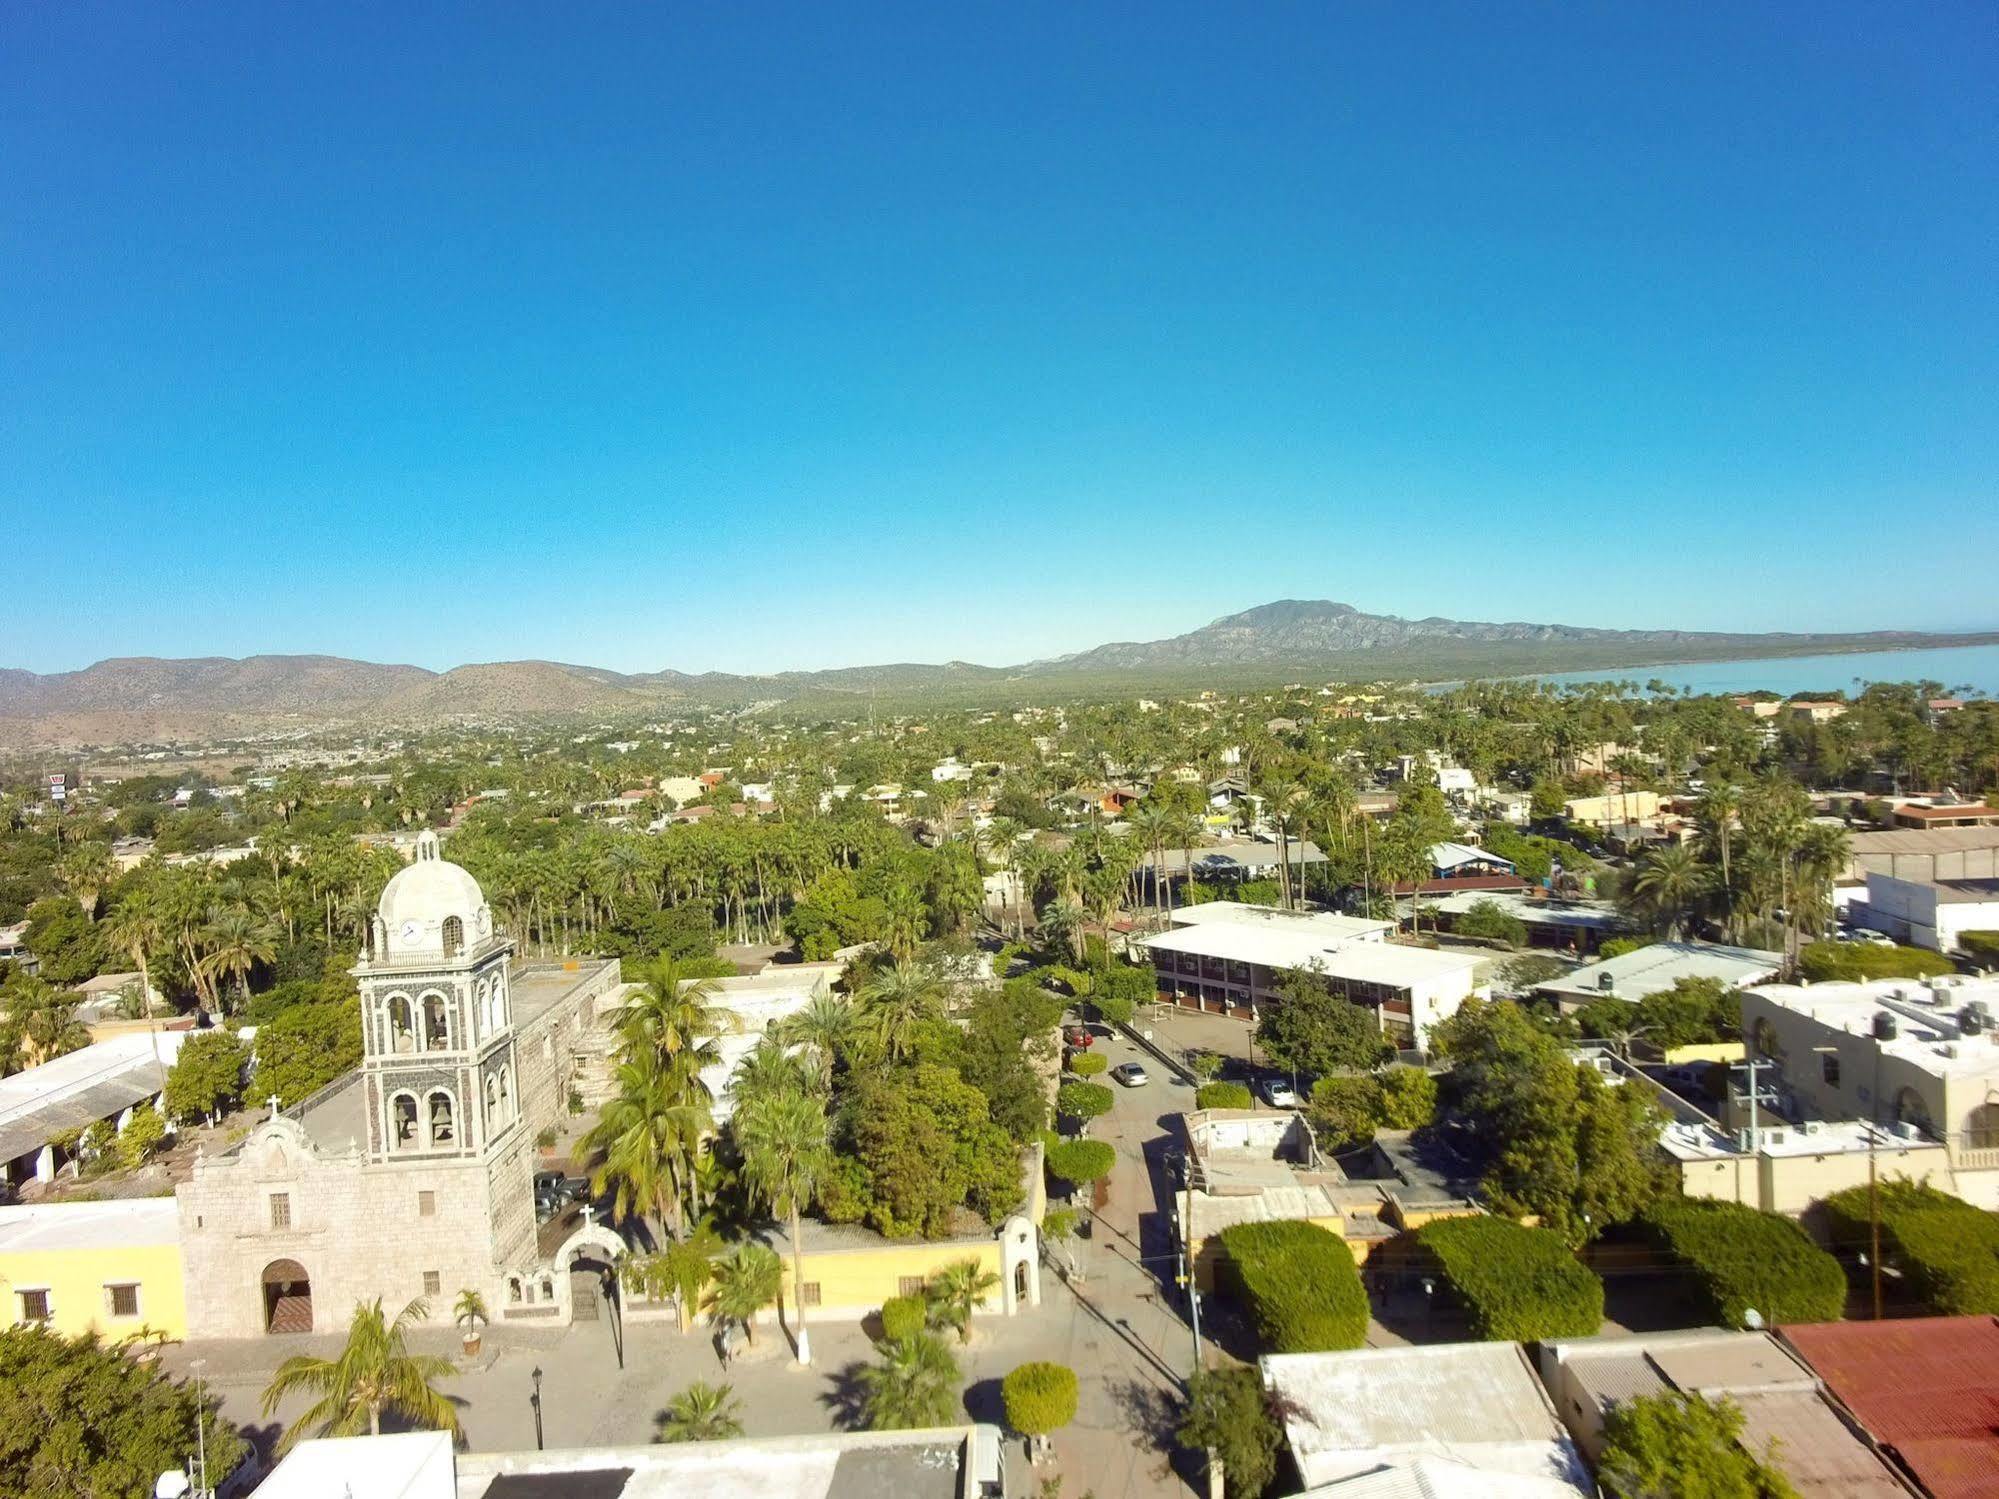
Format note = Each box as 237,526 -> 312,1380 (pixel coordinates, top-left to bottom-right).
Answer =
1110,1061 -> 1150,1087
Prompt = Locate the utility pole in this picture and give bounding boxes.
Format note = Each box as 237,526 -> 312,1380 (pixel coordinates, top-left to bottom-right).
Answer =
1868,1122 -> 1884,1320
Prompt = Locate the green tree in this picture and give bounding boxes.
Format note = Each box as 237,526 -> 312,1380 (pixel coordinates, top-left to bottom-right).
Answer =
165,1030 -> 252,1123
197,906 -> 279,1013
1635,976 -> 1741,1050
1045,1139 -> 1115,1192
254,1000 -> 363,1107
1055,1081 -> 1114,1132
1454,899 -> 1528,946
1598,1391 -> 1798,1499
1308,1075 -> 1384,1150
1176,1365 -> 1282,1499
857,1331 -> 961,1431
654,1381 -> 746,1443
1631,843 -> 1713,939
1256,966 -> 1384,1077
1376,1065 -> 1437,1128
22,897 -> 106,985
735,1085 -> 833,1364
707,1243 -> 784,1349
0,1324 -> 246,1498
260,1297 -> 459,1450
1002,1361 -> 1078,1456
115,1106 -> 167,1170
854,959 -> 948,1065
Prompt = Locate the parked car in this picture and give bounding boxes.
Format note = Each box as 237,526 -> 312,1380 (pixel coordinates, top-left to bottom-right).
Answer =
1063,1025 -> 1094,1049
1264,1078 -> 1301,1108
1110,1061 -> 1150,1087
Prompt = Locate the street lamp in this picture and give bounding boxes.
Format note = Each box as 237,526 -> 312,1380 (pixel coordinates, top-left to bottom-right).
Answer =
530,1364 -> 544,1451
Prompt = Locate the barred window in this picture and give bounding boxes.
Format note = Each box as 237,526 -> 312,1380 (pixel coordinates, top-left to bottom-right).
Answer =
801,1282 -> 822,1307
106,1284 -> 140,1318
270,1193 -> 292,1230
423,1271 -> 441,1297
18,1290 -> 51,1322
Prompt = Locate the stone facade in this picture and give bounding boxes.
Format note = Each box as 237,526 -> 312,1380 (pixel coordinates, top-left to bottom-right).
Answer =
175,833 -> 621,1338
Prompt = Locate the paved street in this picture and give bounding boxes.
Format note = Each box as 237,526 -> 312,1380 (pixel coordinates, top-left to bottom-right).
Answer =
162,1020 -> 1208,1498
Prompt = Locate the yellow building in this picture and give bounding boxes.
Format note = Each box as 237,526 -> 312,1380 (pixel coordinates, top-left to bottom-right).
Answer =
0,1198 -> 187,1340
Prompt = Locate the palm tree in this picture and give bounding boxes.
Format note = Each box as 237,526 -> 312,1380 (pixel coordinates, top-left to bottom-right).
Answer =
853,960 -> 946,1065
260,1297 -> 459,1451
730,1034 -> 816,1114
1631,843 -> 1712,940
610,959 -> 725,1084
19,989 -> 90,1066
452,1289 -> 488,1350
735,1087 -> 832,1364
924,1259 -> 999,1344
708,1242 -> 783,1351
1696,781 -> 1743,935
779,993 -> 854,1091
584,1047 -> 710,1239
197,905 -> 279,1013
55,841 -> 114,920
882,880 -> 926,962
1124,802 -> 1173,921
857,1331 -> 961,1431
1038,898 -> 1086,966
655,1381 -> 745,1443
659,1227 -> 722,1333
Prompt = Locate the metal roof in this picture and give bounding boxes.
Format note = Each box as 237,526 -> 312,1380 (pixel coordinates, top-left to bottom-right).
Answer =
0,1030 -> 190,1165
1536,941 -> 1783,1003
1780,1317 -> 1999,1499
1140,926 -> 1483,988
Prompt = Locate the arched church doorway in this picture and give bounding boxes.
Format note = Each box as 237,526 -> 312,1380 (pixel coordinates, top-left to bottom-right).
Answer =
568,1249 -> 616,1322
263,1258 -> 312,1334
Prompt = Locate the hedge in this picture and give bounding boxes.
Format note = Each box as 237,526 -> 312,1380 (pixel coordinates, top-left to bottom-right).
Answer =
1002,1361 -> 1079,1437
1961,930 -> 1999,964
1825,1180 -> 1999,1314
1195,1081 -> 1254,1110
1046,1139 -> 1116,1188
1216,1220 -> 1368,1353
1798,941 -> 1955,982
879,1295 -> 926,1341
1417,1216 -> 1603,1340
1639,1198 -> 1845,1328
1067,1052 -> 1109,1078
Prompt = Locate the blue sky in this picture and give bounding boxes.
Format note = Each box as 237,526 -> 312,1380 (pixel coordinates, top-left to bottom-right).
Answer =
4,4 -> 1995,675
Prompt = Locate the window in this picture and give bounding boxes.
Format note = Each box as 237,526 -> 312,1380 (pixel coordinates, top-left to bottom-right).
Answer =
270,1193 -> 292,1230
423,1271 -> 441,1297
1821,1053 -> 1841,1087
418,1190 -> 436,1217
801,1282 -> 822,1307
17,1289 -> 50,1323
392,1092 -> 420,1147
428,1090 -> 457,1147
106,1283 -> 140,1318
898,1277 -> 924,1299
442,915 -> 464,957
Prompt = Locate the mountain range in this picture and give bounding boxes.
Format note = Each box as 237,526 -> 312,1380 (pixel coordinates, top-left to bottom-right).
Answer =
3,600 -> 1993,746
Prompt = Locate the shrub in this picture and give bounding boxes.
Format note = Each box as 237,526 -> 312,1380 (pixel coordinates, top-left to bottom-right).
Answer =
1195,1081 -> 1253,1110
1376,1066 -> 1437,1129
115,1108 -> 168,1171
879,1294 -> 926,1342
1454,899 -> 1527,946
1825,1180 -> 1999,1314
1798,941 -> 1955,982
1046,1139 -> 1116,1189
1960,930 -> 1999,964
1001,1361 -> 1079,1438
1417,1216 -> 1603,1340
1216,1220 -> 1368,1352
1055,1081 -> 1114,1125
1597,936 -> 1657,961
1639,1198 -> 1845,1328
1308,1075 -> 1382,1150
1067,1052 -> 1108,1078
1599,1391 -> 1791,1499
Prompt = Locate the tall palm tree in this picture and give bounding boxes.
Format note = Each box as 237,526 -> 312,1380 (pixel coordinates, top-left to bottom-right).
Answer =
584,1047 -> 710,1239
610,959 -> 725,1084
655,1381 -> 745,1443
1631,843 -> 1712,940
197,905 -> 279,1013
1124,802 -> 1173,921
779,993 -> 854,1091
260,1297 -> 459,1451
857,1331 -> 961,1431
729,1034 -> 816,1114
55,842 -> 114,920
735,1087 -> 832,1364
1696,781 -> 1743,935
1038,898 -> 1087,966
853,960 -> 946,1065
882,880 -> 926,962
707,1242 -> 783,1350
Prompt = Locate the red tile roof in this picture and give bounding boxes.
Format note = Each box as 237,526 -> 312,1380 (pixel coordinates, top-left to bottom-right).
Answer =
1393,873 -> 1534,896
1780,1317 -> 1999,1499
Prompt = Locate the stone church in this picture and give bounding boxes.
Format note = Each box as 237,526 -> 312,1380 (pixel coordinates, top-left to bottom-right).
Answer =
178,832 -> 624,1338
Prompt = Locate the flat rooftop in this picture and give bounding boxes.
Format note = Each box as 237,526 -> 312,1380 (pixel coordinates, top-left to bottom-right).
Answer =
1536,941 -> 1783,1004
0,1196 -> 180,1252
1167,902 -> 1391,941
1747,979 -> 1999,1079
458,1430 -> 985,1499
1139,926 -> 1482,988
511,959 -> 620,1030
1262,1343 -> 1589,1493
1422,889 -> 1627,931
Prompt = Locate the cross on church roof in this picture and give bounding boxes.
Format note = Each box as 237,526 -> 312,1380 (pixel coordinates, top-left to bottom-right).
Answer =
267,1094 -> 282,1121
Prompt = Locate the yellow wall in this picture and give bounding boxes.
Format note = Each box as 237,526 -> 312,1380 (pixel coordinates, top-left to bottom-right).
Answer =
774,1239 -> 1006,1318
0,1239 -> 187,1341
1662,1042 -> 1744,1065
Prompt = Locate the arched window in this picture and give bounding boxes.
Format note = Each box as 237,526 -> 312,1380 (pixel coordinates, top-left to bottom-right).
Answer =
388,995 -> 416,1054
391,1092 -> 420,1149
427,1090 -> 457,1147
1895,1087 -> 1934,1137
1750,1018 -> 1784,1070
485,1073 -> 499,1129
1966,1102 -> 1999,1150
422,993 -> 450,1050
442,915 -> 464,957
498,1065 -> 513,1119
508,1275 -> 524,1304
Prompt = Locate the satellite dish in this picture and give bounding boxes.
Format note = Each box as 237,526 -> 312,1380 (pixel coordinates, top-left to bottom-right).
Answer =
1743,1308 -> 1765,1330
155,1473 -> 192,1499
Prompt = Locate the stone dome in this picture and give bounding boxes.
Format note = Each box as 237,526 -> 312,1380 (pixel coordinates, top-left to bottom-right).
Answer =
375,830 -> 491,960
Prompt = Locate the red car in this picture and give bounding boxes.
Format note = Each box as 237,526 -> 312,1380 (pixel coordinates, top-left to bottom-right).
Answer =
1063,1025 -> 1094,1049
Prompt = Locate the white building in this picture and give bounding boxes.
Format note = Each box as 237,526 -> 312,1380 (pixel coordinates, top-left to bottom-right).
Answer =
1859,870 -> 1999,954
1535,941 -> 1784,1012
1137,904 -> 1483,1052
1262,1343 -> 1590,1495
695,963 -> 841,1122
0,1029 -> 191,1187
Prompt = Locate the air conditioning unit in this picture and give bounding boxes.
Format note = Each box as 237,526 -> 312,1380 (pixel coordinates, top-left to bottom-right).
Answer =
1894,1120 -> 1925,1141
1765,1129 -> 1789,1146
1800,1120 -> 1827,1138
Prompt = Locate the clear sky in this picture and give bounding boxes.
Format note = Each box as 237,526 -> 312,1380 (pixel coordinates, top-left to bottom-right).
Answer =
4,4 -> 1995,676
